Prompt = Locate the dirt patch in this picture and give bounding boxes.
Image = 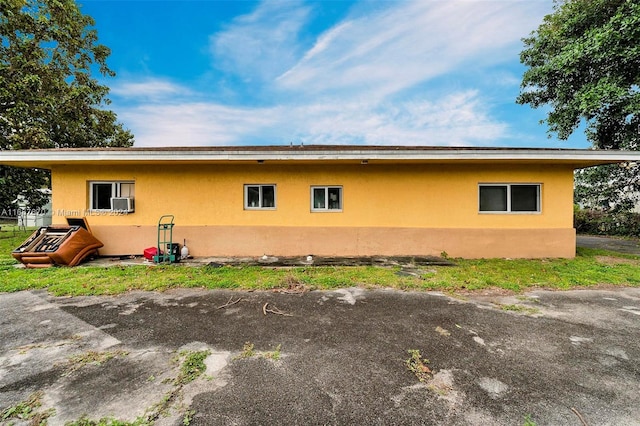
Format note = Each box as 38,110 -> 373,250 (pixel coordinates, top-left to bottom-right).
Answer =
451,288 -> 517,297
595,255 -> 640,266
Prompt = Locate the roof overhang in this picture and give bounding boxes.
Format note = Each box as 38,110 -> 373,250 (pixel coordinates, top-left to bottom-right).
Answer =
0,146 -> 638,169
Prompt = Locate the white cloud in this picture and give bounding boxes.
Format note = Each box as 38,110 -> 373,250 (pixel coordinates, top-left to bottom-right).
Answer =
209,0 -> 311,82
122,90 -> 506,147
486,71 -> 523,88
111,78 -> 191,100
115,0 -> 552,148
120,102 -> 280,147
277,0 -> 549,99
285,91 -> 506,146
301,21 -> 353,62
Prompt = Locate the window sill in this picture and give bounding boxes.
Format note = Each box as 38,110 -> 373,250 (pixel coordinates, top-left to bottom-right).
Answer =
479,211 -> 541,215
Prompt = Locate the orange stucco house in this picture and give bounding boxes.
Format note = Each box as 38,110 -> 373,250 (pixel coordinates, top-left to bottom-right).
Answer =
1,145 -> 637,259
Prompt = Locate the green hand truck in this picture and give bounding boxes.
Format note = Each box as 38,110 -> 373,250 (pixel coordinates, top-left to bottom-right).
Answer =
153,215 -> 176,263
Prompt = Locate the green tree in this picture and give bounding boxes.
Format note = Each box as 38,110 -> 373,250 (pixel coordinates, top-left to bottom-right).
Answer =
517,0 -> 640,211
0,0 -> 133,214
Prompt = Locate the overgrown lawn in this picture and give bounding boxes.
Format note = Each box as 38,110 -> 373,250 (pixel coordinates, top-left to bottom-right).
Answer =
1,229 -> 639,296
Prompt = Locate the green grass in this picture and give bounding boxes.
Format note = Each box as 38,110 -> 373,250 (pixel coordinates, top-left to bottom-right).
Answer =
0,228 -> 34,267
2,230 -> 640,296
414,247 -> 640,292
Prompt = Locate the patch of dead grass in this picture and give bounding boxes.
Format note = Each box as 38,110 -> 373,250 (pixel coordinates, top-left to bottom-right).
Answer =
595,255 -> 640,266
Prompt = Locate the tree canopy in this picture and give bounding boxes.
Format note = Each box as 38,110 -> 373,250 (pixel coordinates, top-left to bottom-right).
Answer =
517,0 -> 640,211
0,0 -> 133,213
517,0 -> 640,148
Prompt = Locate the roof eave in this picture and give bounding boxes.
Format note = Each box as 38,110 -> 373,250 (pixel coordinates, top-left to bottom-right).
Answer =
0,147 -> 638,169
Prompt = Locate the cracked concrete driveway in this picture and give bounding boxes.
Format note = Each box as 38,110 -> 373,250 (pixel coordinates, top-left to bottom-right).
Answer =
1,287 -> 640,425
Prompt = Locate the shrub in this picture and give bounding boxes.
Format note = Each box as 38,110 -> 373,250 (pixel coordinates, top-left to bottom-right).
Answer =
574,209 -> 640,237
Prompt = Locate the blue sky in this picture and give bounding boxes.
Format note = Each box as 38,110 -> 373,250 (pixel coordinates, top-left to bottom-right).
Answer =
80,0 -> 590,148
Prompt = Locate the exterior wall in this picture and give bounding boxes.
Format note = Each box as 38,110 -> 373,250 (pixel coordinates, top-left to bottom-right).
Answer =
50,162 -> 576,258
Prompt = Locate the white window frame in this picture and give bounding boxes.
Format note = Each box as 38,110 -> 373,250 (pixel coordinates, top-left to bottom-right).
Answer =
244,184 -> 277,210
311,186 -> 343,212
478,183 -> 541,214
89,181 -> 135,211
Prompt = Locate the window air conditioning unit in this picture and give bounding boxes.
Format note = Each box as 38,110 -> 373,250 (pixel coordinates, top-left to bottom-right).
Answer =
110,197 -> 135,213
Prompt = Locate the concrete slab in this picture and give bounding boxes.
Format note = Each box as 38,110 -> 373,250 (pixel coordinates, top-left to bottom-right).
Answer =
1,288 -> 639,425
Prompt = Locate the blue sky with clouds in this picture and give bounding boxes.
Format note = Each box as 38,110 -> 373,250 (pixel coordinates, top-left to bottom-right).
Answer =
81,0 -> 590,148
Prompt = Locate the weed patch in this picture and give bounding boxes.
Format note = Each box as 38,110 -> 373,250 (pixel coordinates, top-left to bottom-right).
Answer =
235,342 -> 255,359
516,295 -> 540,303
262,344 -> 282,360
405,349 -> 432,382
147,390 -> 176,421
64,350 -> 129,375
522,414 -> 538,426
1,391 -> 55,425
234,342 -> 282,361
176,350 -> 211,385
182,409 -> 196,426
499,304 -> 541,315
65,415 -> 151,426
147,349 -> 211,423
